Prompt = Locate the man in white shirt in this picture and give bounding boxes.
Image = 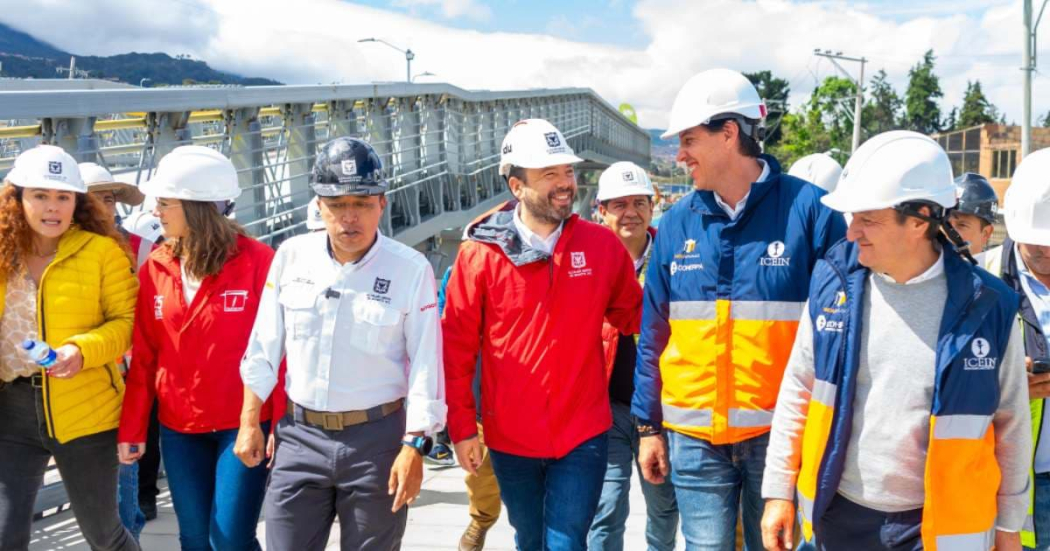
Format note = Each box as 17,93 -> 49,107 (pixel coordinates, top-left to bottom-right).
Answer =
235,137 -> 446,550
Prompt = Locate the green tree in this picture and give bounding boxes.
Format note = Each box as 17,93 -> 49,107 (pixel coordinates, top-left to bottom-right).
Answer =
904,50 -> 944,134
956,80 -> 999,129
770,76 -> 856,167
744,70 -> 790,147
1042,111 -> 1050,128
862,69 -> 903,136
943,107 -> 957,132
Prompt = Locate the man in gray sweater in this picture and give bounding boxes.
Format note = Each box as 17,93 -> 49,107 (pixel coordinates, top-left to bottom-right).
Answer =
759,131 -> 1031,551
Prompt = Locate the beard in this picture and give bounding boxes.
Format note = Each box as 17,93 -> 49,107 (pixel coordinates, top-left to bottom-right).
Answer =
521,187 -> 575,225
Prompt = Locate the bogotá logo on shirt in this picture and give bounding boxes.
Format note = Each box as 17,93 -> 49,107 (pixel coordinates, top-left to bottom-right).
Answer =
964,337 -> 996,370
571,251 -> 586,268
761,240 -> 790,267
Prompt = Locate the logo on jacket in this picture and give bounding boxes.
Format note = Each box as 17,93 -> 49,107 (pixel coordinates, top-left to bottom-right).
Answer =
964,337 -> 996,370
683,239 -> 696,254
571,251 -> 587,268
815,314 -> 844,333
374,278 -> 391,294
760,241 -> 790,267
670,260 -> 703,276
221,290 -> 248,312
154,295 -> 164,320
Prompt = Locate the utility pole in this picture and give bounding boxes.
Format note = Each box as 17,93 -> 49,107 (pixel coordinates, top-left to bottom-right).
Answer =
1022,0 -> 1049,156
814,49 -> 867,153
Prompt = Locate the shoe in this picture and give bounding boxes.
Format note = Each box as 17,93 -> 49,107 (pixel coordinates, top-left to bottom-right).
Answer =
459,521 -> 489,551
424,442 -> 455,466
139,501 -> 157,521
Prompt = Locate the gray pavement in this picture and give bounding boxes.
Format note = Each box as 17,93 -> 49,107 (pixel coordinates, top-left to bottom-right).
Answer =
30,462 -> 682,550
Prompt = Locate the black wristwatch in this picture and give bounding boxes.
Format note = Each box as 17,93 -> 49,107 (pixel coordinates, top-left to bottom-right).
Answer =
635,416 -> 662,437
402,435 -> 434,456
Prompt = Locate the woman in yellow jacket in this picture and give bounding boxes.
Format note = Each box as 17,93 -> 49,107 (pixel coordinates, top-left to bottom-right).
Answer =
0,145 -> 139,551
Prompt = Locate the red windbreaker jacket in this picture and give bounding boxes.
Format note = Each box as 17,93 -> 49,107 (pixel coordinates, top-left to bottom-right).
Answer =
442,201 -> 642,458
119,235 -> 278,443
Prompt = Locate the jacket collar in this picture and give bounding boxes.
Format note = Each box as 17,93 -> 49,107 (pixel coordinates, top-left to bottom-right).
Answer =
467,200 -> 579,267
688,154 -> 782,219
54,226 -> 94,264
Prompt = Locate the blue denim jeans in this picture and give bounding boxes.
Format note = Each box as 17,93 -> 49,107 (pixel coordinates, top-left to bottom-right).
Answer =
490,432 -> 609,551
667,430 -> 768,551
117,462 -> 145,541
588,401 -> 679,551
1030,472 -> 1050,550
160,423 -> 270,551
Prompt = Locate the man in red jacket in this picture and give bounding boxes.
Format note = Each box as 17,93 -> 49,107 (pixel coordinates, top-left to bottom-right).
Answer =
443,119 -> 643,551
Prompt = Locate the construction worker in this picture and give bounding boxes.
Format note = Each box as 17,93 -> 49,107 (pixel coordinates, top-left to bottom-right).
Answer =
589,161 -> 679,551
443,119 -> 642,551
236,137 -> 446,550
633,68 -> 846,550
788,153 -> 843,193
979,148 -> 1050,550
949,172 -> 999,257
760,131 -> 1031,551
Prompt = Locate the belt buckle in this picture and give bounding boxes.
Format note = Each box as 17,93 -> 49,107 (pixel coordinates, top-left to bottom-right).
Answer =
321,413 -> 343,431
30,374 -> 43,388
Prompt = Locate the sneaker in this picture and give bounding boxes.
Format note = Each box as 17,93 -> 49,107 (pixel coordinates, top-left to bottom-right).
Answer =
424,442 -> 455,466
459,520 -> 489,551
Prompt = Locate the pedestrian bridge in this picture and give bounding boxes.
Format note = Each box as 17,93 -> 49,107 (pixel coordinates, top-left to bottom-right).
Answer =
0,83 -> 650,250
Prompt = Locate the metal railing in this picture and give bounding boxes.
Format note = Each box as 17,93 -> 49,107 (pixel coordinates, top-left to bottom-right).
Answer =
1,83 -> 650,249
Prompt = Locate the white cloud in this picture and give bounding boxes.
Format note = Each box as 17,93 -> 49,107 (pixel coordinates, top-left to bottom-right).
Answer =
390,0 -> 492,21
0,0 -> 1047,131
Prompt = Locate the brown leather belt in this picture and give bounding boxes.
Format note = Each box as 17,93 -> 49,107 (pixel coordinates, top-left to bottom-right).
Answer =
289,398 -> 402,431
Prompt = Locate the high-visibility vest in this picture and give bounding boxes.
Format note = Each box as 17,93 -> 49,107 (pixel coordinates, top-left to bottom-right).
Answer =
634,154 -> 846,444
798,238 -> 1019,550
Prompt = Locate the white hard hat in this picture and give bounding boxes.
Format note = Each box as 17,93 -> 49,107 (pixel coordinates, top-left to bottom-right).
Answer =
140,145 -> 241,202
1003,147 -> 1050,246
788,153 -> 843,193
498,119 -> 583,177
306,197 -> 325,230
122,210 -> 164,243
5,145 -> 86,193
597,161 -> 655,202
79,162 -> 146,206
662,68 -> 767,139
821,131 -> 956,214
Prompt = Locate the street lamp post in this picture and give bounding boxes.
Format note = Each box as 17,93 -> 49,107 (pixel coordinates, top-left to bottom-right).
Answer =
358,38 -> 415,83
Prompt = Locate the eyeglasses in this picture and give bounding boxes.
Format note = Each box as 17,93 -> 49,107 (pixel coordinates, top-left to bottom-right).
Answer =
154,200 -> 182,212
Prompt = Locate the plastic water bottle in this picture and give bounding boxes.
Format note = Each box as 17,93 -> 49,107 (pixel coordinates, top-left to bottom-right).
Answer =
22,339 -> 56,368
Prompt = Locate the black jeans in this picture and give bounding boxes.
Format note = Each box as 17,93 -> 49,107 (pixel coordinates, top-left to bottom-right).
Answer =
818,493 -> 922,551
0,380 -> 139,551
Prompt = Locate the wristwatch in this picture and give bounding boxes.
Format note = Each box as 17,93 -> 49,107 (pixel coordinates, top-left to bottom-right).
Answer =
402,435 -> 434,456
635,417 -> 662,437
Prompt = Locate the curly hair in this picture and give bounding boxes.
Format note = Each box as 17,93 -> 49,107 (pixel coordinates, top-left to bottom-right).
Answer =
165,200 -> 247,280
0,181 -> 131,279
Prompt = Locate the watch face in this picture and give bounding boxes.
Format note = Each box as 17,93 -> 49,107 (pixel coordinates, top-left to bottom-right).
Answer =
419,436 -> 434,456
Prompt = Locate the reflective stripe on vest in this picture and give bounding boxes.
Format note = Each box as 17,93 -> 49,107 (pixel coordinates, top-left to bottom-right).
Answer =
662,297 -> 803,444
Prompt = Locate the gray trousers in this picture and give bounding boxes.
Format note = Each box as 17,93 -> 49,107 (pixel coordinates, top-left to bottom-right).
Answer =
0,380 -> 139,551
264,406 -> 408,551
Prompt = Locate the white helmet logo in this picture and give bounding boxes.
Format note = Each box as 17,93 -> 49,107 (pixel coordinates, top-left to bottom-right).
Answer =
971,338 -> 990,359
767,241 -> 786,259
545,132 -> 561,147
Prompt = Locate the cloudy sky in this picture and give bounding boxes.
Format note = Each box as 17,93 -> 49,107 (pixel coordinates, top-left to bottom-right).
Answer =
1,0 -> 1047,130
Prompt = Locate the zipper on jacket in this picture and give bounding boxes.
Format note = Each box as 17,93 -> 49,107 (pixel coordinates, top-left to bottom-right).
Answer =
104,364 -> 119,394
38,281 -> 58,439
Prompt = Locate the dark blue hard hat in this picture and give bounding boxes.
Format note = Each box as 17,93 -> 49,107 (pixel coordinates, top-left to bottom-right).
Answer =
952,172 -> 998,225
311,137 -> 388,197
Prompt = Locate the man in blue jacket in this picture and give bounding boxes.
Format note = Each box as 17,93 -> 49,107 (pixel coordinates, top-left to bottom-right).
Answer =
632,68 -> 846,549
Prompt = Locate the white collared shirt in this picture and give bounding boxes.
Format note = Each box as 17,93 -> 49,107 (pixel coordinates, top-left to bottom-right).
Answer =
240,230 -> 447,435
513,204 -> 563,255
713,158 -> 770,220
634,233 -> 653,273
875,249 -> 945,285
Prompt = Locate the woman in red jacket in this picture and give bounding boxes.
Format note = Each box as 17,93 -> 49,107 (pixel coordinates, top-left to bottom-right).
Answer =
117,146 -> 276,551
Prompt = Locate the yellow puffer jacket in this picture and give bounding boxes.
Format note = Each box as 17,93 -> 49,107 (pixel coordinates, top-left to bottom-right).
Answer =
0,226 -> 137,443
